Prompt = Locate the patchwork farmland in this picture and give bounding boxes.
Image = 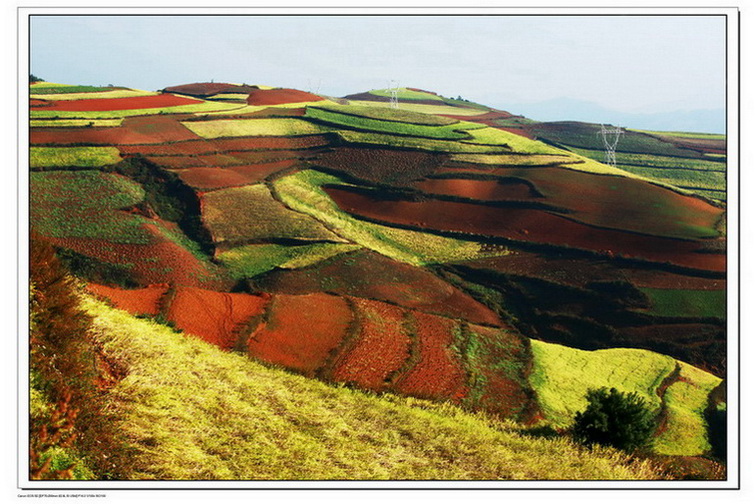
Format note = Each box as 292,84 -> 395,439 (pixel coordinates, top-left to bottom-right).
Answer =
30,80 -> 728,481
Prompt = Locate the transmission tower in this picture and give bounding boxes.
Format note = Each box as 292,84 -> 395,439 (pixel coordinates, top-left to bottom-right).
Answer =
598,124 -> 623,168
388,80 -> 400,109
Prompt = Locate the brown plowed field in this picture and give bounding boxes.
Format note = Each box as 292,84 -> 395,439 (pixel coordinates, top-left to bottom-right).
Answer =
145,150 -> 303,169
413,168 -> 723,240
313,146 -> 449,185
47,222 -> 229,290
170,160 -> 297,190
33,115 -> 202,145
86,283 -> 169,315
413,177 -> 539,201
324,185 -> 725,272
163,82 -> 258,97
247,293 -> 353,375
32,127 -> 165,145
458,250 -> 623,289
118,135 -> 330,156
331,298 -> 411,390
247,88 -> 324,105
39,93 -> 203,111
166,286 -> 269,350
253,250 -> 501,326
620,268 -> 726,290
394,312 -> 468,401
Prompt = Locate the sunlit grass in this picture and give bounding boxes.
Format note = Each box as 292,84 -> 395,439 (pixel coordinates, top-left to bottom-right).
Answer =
30,119 -> 124,128
86,298 -> 664,480
30,89 -> 158,100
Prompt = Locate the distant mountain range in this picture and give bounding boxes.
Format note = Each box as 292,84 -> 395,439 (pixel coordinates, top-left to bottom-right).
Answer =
500,98 -> 725,134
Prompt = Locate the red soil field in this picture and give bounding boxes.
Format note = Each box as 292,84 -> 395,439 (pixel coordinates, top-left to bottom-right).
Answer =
465,324 -> 534,420
619,267 -> 726,291
86,283 -> 169,316
490,167 -> 724,238
163,82 -> 259,97
459,250 -> 627,289
253,250 -> 501,326
118,134 -> 331,156
39,94 -> 202,111
394,312 -> 468,402
32,115 -> 202,146
170,160 -> 297,190
313,147 -> 449,185
324,185 -> 725,272
46,222 -> 230,290
30,99 -> 51,107
121,115 -> 203,142
145,150 -> 303,169
441,111 -> 513,122
247,293 -> 353,376
412,177 -> 538,201
247,88 -> 324,106
166,286 -> 269,350
330,298 -> 411,391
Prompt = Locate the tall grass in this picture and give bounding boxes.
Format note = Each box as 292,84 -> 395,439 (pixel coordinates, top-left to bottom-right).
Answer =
87,299 -> 664,480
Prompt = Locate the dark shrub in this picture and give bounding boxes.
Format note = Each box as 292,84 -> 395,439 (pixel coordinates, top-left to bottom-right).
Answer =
573,387 -> 656,453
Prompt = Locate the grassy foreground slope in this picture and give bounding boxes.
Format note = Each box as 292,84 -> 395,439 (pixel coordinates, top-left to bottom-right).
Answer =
88,299 -> 662,480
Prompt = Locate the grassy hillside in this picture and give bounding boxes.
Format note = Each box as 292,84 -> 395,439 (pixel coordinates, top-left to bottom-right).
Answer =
87,298 -> 663,480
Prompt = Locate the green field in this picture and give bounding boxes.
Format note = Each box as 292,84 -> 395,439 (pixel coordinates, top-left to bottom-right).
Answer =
202,183 -> 342,245
336,130 -> 512,154
368,88 -> 445,101
30,119 -> 124,128
309,104 -> 460,125
629,129 -> 726,140
305,106 -> 483,139
30,146 -> 122,168
85,298 -> 662,480
31,171 -> 150,243
653,362 -> 723,455
346,100 -> 490,117
450,153 -> 579,166
31,89 -> 158,101
273,169 -> 511,265
30,100 -> 243,119
529,339 -> 721,456
183,117 -> 336,138
638,287 -> 726,319
462,127 -> 567,155
218,242 -> 361,278
571,148 -> 726,172
29,85 -> 116,94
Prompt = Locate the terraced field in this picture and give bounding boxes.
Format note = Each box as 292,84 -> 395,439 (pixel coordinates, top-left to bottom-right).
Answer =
30,81 -> 728,472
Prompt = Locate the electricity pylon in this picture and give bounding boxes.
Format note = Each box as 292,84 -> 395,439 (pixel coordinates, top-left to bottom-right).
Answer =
598,124 -> 623,168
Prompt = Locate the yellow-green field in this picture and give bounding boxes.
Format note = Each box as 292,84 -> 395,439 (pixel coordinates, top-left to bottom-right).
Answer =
529,340 -> 722,456
86,298 -> 663,480
347,100 -> 490,117
183,117 -> 336,138
30,119 -> 124,128
30,100 -> 243,119
30,89 -> 158,101
30,146 -> 122,168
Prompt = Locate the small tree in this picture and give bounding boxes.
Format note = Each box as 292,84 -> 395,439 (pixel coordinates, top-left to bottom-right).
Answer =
573,387 -> 656,453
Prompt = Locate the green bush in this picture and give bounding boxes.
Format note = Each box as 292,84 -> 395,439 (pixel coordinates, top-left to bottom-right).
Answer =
573,387 -> 656,452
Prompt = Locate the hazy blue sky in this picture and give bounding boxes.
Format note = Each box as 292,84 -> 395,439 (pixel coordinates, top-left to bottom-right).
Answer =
31,15 -> 726,114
